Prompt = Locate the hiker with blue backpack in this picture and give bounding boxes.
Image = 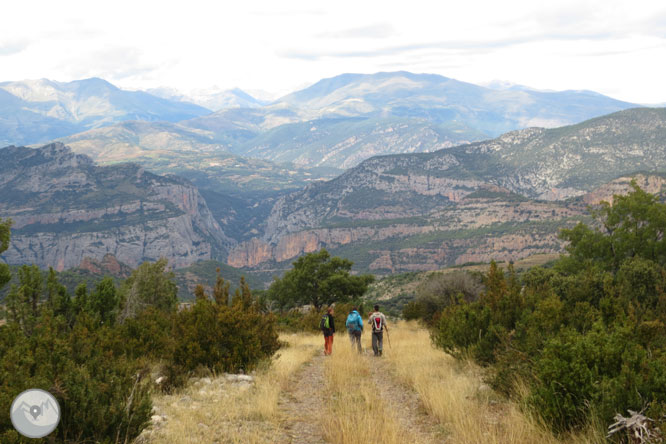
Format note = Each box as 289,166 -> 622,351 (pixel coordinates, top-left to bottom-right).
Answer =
345,307 -> 364,353
368,305 -> 388,356
320,306 -> 336,355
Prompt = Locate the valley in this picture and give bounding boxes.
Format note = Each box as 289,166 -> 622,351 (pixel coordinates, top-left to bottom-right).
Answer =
0,72 -> 665,295
3,3 -> 666,442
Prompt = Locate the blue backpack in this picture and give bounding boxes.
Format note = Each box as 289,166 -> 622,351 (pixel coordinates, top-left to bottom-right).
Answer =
346,311 -> 362,332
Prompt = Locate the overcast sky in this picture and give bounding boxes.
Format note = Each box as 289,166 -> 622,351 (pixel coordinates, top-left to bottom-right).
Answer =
2,0 -> 665,103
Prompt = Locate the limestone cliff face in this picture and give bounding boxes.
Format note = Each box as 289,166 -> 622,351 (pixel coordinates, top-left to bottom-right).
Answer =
0,143 -> 233,270
228,190 -> 581,270
5,214 -> 217,270
227,109 -> 666,271
78,254 -> 132,278
228,225 -> 436,268
580,174 -> 666,205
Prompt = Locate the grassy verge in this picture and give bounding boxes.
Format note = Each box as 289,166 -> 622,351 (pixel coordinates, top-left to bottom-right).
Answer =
384,322 -> 606,444
321,340 -> 407,444
142,332 -> 321,444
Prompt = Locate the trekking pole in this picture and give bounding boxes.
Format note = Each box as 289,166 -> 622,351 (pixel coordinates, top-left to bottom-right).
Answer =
385,326 -> 392,349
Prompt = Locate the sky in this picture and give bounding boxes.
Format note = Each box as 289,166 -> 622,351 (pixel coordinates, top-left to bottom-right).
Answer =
1,0 -> 665,103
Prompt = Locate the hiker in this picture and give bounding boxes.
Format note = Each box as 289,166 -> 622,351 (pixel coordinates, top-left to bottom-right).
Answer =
345,306 -> 363,353
321,306 -> 336,355
368,304 -> 388,356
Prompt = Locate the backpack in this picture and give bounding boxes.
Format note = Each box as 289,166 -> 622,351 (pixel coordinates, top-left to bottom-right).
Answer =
320,314 -> 330,330
372,314 -> 383,332
346,312 -> 361,332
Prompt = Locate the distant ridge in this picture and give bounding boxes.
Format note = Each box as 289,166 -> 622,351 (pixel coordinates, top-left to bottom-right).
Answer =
8,71 -> 645,181
147,86 -> 267,111
273,71 -> 637,135
0,78 -> 211,146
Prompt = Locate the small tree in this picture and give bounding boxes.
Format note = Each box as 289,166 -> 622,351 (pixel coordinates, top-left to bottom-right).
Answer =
6,265 -> 43,335
268,249 -> 374,310
0,218 -> 11,291
561,180 -> 666,272
413,270 -> 483,323
119,258 -> 178,321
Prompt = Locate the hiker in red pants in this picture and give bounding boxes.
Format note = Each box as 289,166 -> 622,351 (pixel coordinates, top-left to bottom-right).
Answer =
321,306 -> 336,355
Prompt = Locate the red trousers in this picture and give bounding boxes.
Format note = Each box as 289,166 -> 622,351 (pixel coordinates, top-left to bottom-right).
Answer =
324,334 -> 334,355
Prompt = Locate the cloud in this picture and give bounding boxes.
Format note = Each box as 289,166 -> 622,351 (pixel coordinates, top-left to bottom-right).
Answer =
641,11 -> 666,37
0,39 -> 31,56
316,23 -> 396,39
250,8 -> 324,17
571,41 -> 666,58
55,47 -> 160,82
279,30 -> 620,61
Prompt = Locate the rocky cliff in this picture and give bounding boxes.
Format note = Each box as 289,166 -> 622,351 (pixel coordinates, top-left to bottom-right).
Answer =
227,109 -> 666,272
0,143 -> 233,270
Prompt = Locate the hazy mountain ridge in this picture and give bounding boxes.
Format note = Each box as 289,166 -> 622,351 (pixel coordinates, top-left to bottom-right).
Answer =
39,71 -> 641,174
274,71 -> 637,135
148,86 -> 268,111
232,116 -> 484,169
0,78 -> 211,146
0,143 -> 233,270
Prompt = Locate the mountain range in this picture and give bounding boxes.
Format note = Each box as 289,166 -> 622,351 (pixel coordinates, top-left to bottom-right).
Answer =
0,78 -> 210,146
227,108 -> 666,271
3,108 -> 666,276
1,72 -> 664,282
40,71 -> 640,200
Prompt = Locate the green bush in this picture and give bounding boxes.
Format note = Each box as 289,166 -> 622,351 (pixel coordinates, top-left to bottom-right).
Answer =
0,253 -> 282,441
276,307 -> 324,333
402,300 -> 425,320
0,313 -> 152,444
415,271 -> 483,323
172,283 -> 280,375
432,184 -> 666,433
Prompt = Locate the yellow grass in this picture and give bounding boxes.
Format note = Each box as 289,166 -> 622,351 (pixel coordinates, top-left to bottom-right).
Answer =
384,321 -> 606,444
321,340 -> 408,444
141,322 -> 606,444
141,332 -> 321,444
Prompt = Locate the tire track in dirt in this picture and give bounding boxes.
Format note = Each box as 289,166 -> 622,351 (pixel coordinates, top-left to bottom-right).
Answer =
277,353 -> 329,444
367,353 -> 447,443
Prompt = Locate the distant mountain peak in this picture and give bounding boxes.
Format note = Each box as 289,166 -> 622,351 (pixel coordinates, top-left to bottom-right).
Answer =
0,78 -> 211,146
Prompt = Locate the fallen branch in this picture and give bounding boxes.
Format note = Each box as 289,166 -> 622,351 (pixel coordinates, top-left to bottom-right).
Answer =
607,409 -> 662,443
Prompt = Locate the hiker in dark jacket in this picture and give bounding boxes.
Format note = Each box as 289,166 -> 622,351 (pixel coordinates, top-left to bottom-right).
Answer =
322,306 -> 336,355
368,304 -> 388,356
345,307 -> 363,353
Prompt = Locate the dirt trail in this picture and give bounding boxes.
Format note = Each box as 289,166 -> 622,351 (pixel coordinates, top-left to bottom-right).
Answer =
277,343 -> 446,444
277,353 -> 329,444
367,353 -> 447,443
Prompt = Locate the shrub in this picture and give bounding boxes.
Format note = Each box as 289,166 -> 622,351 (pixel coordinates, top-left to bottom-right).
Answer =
0,257 -> 282,441
433,184 -> 666,433
172,284 -> 280,375
0,312 -> 152,443
413,271 -> 483,324
402,300 -> 425,320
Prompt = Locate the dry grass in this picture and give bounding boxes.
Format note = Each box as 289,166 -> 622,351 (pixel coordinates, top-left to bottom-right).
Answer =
140,332 -> 321,444
385,321 -> 606,444
321,341 -> 408,444
140,322 -> 606,444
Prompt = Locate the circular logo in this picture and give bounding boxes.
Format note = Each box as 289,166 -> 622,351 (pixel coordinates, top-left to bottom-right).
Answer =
10,389 -> 60,438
